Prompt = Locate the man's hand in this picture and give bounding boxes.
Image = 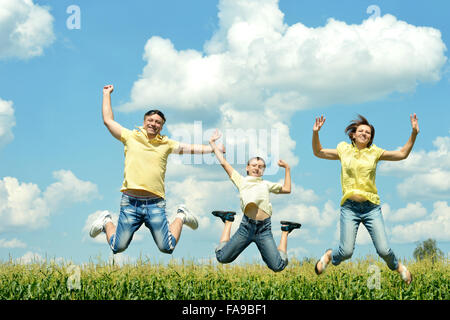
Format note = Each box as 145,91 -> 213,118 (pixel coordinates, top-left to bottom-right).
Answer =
103,84 -> 114,95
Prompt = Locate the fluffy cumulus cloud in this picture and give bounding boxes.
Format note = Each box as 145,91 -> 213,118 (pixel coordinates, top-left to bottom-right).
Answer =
0,171 -> 100,233
120,0 -> 446,113
379,134 -> 450,200
0,0 -> 55,59
0,238 -> 26,248
0,98 -> 15,148
390,201 -> 450,243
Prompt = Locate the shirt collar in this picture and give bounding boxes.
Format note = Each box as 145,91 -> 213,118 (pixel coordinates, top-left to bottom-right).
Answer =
136,126 -> 164,142
245,175 -> 263,182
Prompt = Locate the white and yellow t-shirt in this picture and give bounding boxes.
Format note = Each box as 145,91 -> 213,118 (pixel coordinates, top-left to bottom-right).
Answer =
230,169 -> 282,216
337,141 -> 385,205
120,126 -> 179,198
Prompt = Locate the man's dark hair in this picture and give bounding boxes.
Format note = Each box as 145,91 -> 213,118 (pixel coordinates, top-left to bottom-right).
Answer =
345,114 -> 375,147
144,109 -> 166,123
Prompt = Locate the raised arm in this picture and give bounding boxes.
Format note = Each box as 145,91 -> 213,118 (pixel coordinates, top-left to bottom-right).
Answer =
312,116 -> 339,160
277,160 -> 291,194
102,85 -> 123,141
379,113 -> 419,161
209,129 -> 234,178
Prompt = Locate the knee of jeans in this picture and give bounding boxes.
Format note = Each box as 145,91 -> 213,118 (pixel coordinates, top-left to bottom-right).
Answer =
111,242 -> 128,254
340,247 -> 354,260
215,242 -> 233,264
266,251 -> 288,273
158,247 -> 174,254
110,235 -> 129,254
155,240 -> 175,254
376,247 -> 392,258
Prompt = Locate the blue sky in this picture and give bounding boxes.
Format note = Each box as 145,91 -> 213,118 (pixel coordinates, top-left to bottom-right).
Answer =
0,0 -> 449,266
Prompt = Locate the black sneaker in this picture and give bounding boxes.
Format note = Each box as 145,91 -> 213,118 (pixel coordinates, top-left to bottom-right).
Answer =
212,211 -> 236,223
280,221 -> 301,233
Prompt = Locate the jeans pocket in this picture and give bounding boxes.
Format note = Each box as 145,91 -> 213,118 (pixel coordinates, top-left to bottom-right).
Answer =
120,194 -> 131,207
155,199 -> 166,208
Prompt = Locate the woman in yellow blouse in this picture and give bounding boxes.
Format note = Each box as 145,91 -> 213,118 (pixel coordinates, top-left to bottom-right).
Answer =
312,114 -> 419,285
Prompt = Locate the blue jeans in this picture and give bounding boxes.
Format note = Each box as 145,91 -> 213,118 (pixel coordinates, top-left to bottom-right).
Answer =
215,215 -> 288,272
109,193 -> 177,254
331,199 -> 399,270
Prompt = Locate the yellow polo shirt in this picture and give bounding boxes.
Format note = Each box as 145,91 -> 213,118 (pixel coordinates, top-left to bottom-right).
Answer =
120,127 -> 179,198
230,169 -> 282,216
337,141 -> 385,205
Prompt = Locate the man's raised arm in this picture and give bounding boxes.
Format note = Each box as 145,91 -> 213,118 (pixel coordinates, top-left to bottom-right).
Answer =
102,84 -> 123,141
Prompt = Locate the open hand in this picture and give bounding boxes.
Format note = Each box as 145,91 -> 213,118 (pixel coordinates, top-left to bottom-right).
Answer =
209,129 -> 222,144
410,113 -> 419,134
313,115 -> 326,132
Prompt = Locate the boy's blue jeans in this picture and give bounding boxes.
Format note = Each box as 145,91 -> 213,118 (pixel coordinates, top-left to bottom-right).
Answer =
215,215 -> 288,272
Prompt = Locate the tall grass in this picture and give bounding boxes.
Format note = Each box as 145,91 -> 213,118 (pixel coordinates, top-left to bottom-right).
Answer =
0,256 -> 448,300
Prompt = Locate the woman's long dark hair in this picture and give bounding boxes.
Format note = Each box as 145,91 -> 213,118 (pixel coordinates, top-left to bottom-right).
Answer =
345,115 -> 375,147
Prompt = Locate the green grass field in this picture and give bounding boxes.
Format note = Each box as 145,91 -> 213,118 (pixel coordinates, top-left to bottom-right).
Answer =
0,256 -> 448,300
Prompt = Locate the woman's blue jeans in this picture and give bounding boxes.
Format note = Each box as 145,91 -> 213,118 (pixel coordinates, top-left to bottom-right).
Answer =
215,215 -> 288,272
109,193 -> 177,254
331,199 -> 399,271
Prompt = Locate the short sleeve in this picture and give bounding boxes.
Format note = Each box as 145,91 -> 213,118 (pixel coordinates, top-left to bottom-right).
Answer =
230,169 -> 243,190
371,144 -> 386,162
266,181 -> 283,194
336,141 -> 348,158
120,127 -> 132,144
167,138 -> 180,153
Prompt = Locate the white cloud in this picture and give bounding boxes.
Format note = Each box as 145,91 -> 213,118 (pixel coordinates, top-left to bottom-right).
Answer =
380,134 -> 450,200
0,238 -> 26,248
43,170 -> 101,209
0,171 -> 100,233
0,98 -> 15,147
277,200 -> 338,229
390,201 -> 450,243
15,251 -> 44,264
383,202 -> 427,223
166,176 -> 239,231
119,0 -> 446,113
0,0 -> 55,59
0,176 -> 50,231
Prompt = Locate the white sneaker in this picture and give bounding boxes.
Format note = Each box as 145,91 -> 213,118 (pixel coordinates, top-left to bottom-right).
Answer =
176,205 -> 198,230
89,211 -> 112,238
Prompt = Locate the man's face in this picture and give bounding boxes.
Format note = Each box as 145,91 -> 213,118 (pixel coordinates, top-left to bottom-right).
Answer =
143,113 -> 164,137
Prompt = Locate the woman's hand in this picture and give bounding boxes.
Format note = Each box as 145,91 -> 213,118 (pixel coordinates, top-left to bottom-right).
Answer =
313,115 -> 326,132
410,113 -> 419,135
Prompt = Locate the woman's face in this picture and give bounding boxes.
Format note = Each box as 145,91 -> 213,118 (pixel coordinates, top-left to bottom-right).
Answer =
353,124 -> 372,147
246,159 -> 266,177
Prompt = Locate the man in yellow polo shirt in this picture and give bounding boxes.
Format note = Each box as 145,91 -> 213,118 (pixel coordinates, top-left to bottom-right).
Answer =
89,84 -> 224,255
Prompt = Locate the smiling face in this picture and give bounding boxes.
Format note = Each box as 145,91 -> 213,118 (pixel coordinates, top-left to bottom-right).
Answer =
352,124 -> 372,148
143,113 -> 165,138
246,158 -> 266,177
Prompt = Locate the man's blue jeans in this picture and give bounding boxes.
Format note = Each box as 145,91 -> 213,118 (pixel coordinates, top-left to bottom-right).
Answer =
109,193 -> 177,254
215,215 -> 288,272
331,199 -> 399,270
